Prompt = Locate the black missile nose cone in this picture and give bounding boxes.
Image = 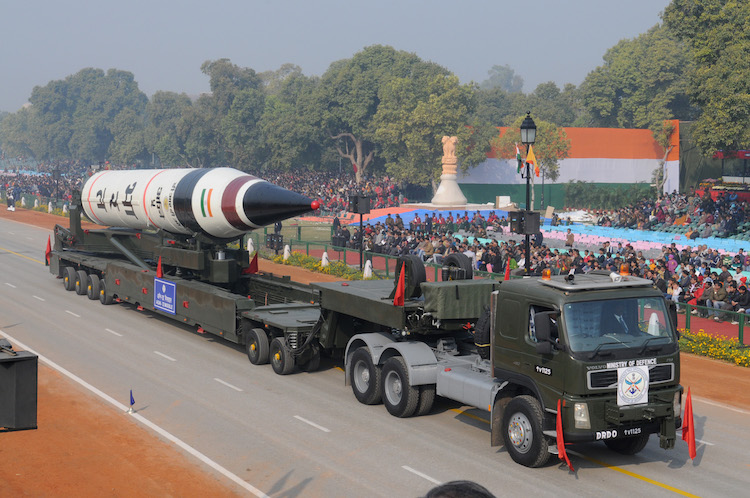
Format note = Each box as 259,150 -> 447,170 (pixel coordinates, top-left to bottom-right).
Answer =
242,182 -> 316,227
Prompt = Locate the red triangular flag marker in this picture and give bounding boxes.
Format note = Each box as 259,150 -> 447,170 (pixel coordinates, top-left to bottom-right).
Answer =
248,253 -> 259,274
156,256 -> 163,278
393,265 -> 405,306
504,256 -> 511,281
45,235 -> 51,266
682,387 -> 696,459
557,399 -> 574,471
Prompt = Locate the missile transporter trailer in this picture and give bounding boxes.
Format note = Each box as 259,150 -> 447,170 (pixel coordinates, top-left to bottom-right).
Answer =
49,195 -> 682,468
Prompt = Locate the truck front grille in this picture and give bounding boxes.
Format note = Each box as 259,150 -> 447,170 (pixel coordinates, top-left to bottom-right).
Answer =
587,363 -> 675,390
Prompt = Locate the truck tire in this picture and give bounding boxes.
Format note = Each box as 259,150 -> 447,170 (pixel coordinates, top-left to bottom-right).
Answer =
246,328 -> 270,365
63,266 -> 77,291
474,307 -> 491,360
604,433 -> 650,455
350,347 -> 382,405
382,356 -> 420,418
75,270 -> 88,295
502,395 -> 550,467
298,343 -> 321,372
99,280 -> 113,305
270,337 -> 295,375
442,253 -> 473,280
87,274 -> 100,300
416,384 -> 436,416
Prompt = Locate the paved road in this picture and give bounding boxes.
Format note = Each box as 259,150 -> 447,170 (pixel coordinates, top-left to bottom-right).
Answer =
1,217 -> 749,497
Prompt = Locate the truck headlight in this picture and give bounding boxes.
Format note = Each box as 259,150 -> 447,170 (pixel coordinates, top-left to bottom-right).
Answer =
574,402 -> 591,429
673,391 -> 682,417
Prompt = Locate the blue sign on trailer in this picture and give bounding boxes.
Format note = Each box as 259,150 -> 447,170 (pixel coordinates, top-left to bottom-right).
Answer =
154,278 -> 176,314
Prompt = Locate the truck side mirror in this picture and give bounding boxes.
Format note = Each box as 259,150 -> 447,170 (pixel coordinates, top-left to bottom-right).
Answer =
534,312 -> 552,342
535,341 -> 553,354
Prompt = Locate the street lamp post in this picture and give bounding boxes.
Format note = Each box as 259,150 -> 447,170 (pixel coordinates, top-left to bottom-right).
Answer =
520,112 -> 537,275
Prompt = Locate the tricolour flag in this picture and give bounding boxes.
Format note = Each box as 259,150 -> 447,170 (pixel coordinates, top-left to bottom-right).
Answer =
527,145 -> 540,177
516,144 -> 523,173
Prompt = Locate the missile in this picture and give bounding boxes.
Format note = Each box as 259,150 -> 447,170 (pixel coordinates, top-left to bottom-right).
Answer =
81,167 -> 319,240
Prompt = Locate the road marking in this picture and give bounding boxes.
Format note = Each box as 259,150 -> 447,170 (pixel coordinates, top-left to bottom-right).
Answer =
105,328 -> 123,337
450,408 -> 490,424
0,330 -> 269,498
154,351 -> 176,362
293,415 -> 331,433
568,451 -> 700,497
677,428 -> 714,446
0,244 -> 44,264
401,465 -> 441,485
214,378 -> 243,392
65,310 -> 80,318
5,282 -> 17,288
33,295 -> 45,301
694,396 -> 750,415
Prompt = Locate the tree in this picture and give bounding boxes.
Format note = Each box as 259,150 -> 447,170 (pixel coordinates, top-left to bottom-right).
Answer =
144,91 -> 194,166
479,64 -> 524,93
663,0 -> 750,154
491,115 -> 571,209
313,45 -> 450,183
578,24 -> 695,130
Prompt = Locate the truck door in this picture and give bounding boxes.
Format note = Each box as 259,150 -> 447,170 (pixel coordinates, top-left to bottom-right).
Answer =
526,305 -> 565,399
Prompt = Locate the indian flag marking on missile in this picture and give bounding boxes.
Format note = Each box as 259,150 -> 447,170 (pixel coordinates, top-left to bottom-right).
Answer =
200,188 -> 214,217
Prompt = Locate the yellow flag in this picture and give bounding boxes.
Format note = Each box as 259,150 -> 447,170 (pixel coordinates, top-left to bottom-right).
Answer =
527,145 -> 540,177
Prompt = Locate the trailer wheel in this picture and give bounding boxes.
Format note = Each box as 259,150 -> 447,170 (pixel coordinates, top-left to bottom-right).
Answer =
382,356 -> 420,418
246,328 -> 270,365
416,384 -> 436,416
298,343 -> 321,372
99,280 -> 113,305
270,337 -> 295,375
502,395 -> 550,467
63,267 -> 77,291
86,274 -> 100,300
75,270 -> 88,295
350,347 -> 382,405
604,433 -> 650,455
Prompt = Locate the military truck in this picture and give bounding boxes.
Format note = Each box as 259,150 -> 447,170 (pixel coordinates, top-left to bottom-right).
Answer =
49,198 -> 682,468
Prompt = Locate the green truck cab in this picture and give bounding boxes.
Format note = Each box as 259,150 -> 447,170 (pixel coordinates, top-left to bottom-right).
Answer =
490,271 -> 682,466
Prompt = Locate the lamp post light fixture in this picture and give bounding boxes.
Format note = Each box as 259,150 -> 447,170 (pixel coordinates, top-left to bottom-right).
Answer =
520,112 -> 536,275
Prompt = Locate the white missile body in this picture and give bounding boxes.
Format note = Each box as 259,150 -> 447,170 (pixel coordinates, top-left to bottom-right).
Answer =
81,167 -> 317,240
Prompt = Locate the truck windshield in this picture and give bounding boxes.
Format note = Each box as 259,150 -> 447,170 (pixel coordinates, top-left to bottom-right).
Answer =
562,297 -> 674,355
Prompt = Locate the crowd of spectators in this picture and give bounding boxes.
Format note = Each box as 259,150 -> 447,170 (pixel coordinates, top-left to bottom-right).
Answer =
595,189 -> 750,239
265,170 -> 405,214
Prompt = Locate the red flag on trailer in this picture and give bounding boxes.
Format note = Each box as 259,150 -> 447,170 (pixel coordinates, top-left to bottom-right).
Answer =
45,235 -> 51,266
504,256 -> 511,281
557,399 -> 574,471
156,256 -> 163,278
393,265 -> 405,306
248,253 -> 259,274
682,387 -> 696,459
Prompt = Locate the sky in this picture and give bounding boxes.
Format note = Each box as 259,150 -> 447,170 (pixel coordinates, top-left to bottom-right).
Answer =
0,0 -> 672,113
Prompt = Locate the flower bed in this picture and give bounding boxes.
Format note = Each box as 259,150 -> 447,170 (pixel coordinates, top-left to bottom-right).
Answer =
679,329 -> 750,367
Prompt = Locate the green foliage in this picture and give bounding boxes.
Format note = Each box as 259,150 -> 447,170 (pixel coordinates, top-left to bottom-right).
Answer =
663,0 -> 750,154
578,24 -> 695,130
490,116 -> 571,182
679,329 -> 750,368
479,64 -> 524,93
271,252 -> 380,280
563,181 -> 654,210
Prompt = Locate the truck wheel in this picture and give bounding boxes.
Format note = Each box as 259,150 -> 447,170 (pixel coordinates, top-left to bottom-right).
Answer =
382,356 -> 420,418
246,328 -> 270,365
442,253 -> 474,280
270,337 -> 295,375
415,384 -> 436,416
63,267 -> 77,291
604,433 -> 650,455
99,280 -> 113,305
350,347 -> 382,405
502,395 -> 550,467
75,270 -> 88,295
298,343 -> 321,372
87,274 -> 100,300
